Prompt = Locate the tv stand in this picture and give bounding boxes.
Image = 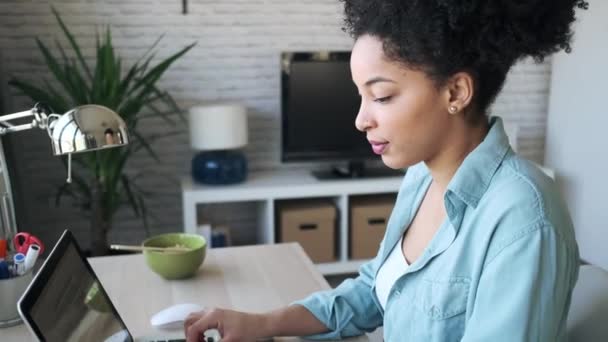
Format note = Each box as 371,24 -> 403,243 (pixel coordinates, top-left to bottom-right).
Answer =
181,168 -> 404,275
312,161 -> 402,180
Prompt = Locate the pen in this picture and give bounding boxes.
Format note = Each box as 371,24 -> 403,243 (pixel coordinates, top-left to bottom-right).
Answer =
13,252 -> 25,276
24,244 -> 40,272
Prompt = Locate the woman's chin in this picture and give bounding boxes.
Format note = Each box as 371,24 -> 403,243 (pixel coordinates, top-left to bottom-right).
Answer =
381,154 -> 418,170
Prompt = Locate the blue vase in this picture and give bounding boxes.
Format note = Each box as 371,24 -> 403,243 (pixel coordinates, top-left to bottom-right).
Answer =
192,150 -> 247,185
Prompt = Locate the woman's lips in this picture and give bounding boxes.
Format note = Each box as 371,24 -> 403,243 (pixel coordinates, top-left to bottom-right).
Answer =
369,140 -> 388,154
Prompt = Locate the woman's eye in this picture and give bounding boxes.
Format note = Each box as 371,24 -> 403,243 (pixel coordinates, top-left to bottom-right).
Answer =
374,96 -> 392,104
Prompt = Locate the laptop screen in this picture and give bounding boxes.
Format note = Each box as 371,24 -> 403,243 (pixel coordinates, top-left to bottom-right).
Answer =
19,230 -> 133,342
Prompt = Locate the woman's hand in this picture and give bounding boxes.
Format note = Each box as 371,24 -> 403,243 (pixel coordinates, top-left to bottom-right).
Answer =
184,307 -> 270,342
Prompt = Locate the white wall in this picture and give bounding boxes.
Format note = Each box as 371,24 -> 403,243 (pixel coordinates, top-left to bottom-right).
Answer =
0,0 -> 554,250
545,2 -> 608,270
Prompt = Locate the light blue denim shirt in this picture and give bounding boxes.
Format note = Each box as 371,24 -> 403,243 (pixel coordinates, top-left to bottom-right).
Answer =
294,117 -> 580,341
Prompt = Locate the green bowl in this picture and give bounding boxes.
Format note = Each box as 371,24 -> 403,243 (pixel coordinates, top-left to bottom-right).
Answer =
142,233 -> 207,280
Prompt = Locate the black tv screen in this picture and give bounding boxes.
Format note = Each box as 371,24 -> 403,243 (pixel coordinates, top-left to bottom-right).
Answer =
281,51 -> 375,162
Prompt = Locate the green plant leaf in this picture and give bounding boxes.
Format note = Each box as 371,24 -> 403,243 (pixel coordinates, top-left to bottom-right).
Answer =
136,34 -> 164,64
131,129 -> 160,162
42,79 -> 70,114
117,95 -> 145,122
103,148 -> 130,200
144,102 -> 176,125
51,6 -> 93,82
7,79 -> 66,113
146,86 -> 186,123
135,193 -> 151,237
35,38 -> 90,105
116,62 -> 139,106
55,38 -> 69,65
121,175 -> 140,217
67,58 -> 91,103
35,39 -> 73,95
127,43 -> 196,99
134,53 -> 157,80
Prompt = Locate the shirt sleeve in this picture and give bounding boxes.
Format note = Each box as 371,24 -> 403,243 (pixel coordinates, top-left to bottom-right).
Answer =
461,221 -> 579,342
291,256 -> 384,340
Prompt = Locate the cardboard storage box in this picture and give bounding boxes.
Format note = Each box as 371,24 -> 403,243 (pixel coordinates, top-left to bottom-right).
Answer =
277,200 -> 337,263
350,195 -> 395,259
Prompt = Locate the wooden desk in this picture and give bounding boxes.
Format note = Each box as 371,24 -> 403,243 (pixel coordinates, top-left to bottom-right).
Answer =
1,243 -> 369,341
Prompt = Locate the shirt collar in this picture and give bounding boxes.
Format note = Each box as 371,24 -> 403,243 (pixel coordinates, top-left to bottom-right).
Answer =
445,116 -> 512,209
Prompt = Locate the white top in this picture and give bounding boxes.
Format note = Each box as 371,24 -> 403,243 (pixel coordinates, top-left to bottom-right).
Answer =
375,235 -> 409,310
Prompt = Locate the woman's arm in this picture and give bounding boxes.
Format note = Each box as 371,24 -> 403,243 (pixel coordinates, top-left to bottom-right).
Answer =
291,258 -> 384,339
264,304 -> 330,337
184,305 -> 328,341
184,258 -> 383,341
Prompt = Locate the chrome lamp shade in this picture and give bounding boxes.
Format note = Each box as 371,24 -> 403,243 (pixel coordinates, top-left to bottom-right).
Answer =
49,105 -> 129,156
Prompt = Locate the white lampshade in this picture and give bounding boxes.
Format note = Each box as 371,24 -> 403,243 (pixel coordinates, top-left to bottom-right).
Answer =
189,104 -> 248,150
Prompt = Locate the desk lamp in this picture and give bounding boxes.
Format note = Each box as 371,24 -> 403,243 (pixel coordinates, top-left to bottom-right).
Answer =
0,102 -> 129,242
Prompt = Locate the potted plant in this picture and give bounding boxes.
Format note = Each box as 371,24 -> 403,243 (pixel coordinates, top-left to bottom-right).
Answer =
9,8 -> 195,255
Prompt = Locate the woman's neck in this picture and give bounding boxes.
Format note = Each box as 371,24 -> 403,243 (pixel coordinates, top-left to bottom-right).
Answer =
425,120 -> 490,191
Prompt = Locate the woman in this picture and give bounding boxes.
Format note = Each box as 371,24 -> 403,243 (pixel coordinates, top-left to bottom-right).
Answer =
185,1 -> 589,341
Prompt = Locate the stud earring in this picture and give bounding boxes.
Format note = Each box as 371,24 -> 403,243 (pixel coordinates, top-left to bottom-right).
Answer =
449,106 -> 458,114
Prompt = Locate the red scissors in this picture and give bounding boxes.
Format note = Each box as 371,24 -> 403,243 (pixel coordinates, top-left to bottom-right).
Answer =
13,232 -> 45,255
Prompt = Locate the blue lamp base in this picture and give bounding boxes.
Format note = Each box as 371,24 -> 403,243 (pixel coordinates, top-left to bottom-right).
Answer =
192,150 -> 248,185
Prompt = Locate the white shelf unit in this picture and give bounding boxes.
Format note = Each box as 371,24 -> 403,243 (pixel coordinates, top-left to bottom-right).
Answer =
181,169 -> 403,275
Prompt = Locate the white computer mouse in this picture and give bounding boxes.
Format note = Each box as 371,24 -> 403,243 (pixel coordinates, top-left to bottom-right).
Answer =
150,303 -> 204,329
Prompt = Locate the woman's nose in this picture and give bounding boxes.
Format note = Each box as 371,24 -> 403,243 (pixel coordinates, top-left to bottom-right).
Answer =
355,107 -> 373,132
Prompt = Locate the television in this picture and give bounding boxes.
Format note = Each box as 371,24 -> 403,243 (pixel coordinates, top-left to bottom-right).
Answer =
281,51 -> 396,179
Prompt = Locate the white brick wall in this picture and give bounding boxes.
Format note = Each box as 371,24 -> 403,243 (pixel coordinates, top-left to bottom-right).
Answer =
0,0 -> 551,250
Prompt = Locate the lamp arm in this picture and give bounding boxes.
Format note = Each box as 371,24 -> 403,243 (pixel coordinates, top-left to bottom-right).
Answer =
0,103 -> 55,136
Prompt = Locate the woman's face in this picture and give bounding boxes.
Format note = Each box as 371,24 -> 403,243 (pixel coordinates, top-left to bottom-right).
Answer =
351,35 -> 453,169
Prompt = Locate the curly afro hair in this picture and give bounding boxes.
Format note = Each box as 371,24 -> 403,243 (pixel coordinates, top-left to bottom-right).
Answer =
341,0 -> 589,122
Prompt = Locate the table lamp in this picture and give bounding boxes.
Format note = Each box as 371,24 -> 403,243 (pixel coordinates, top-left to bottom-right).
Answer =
0,103 -> 128,181
189,104 -> 248,185
0,102 -> 128,327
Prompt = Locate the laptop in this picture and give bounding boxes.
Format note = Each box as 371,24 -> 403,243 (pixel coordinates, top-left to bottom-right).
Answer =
17,229 -> 190,342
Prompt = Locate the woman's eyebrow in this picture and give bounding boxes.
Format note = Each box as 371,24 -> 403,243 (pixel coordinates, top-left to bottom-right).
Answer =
364,76 -> 397,87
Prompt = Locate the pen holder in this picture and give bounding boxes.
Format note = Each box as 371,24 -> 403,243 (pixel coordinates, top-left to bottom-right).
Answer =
0,268 -> 33,328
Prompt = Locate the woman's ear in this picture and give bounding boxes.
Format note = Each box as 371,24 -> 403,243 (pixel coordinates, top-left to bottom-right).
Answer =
445,72 -> 474,115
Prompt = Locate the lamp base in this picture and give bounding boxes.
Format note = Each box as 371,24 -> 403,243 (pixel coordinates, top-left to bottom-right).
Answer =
192,150 -> 247,185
